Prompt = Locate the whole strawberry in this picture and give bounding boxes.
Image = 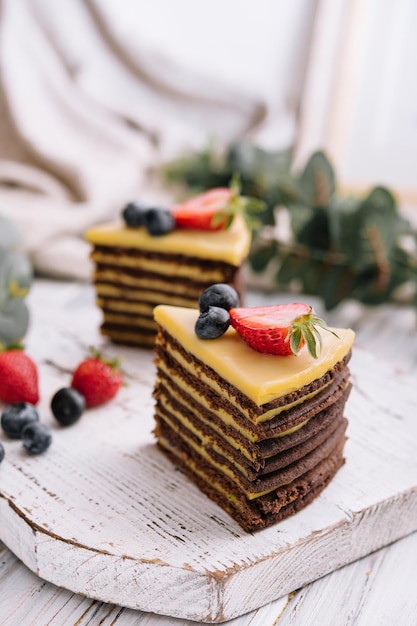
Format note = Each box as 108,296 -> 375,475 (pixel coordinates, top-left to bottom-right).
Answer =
71,348 -> 122,408
0,346 -> 39,404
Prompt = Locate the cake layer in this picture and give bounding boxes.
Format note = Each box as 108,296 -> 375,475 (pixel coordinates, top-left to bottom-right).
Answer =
154,368 -> 351,473
155,415 -> 347,497
91,251 -> 240,283
102,312 -> 157,330
154,306 -> 355,405
94,271 -> 204,298
85,215 -> 251,265
157,420 -> 346,532
155,389 -> 348,485
100,326 -> 156,347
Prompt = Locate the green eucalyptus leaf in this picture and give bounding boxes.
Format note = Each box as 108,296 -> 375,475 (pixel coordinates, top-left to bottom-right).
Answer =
252,199 -> 276,227
351,244 -> 414,304
296,151 -> 335,208
288,203 -> 314,239
226,142 -> 292,187
161,141 -> 417,313
349,186 -> 409,270
0,213 -> 22,249
299,259 -> 326,295
6,251 -> 33,296
327,196 -> 361,257
275,253 -> 304,285
0,245 -> 33,342
0,298 -> 29,345
163,146 -> 231,191
293,207 -> 331,250
249,241 -> 278,273
319,264 -> 355,310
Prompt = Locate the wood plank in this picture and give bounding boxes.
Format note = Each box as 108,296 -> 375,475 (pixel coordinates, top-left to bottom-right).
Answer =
278,531 -> 417,626
1,282 -> 417,623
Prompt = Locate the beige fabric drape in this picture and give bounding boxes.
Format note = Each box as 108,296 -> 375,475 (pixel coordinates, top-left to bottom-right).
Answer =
0,0 -> 315,279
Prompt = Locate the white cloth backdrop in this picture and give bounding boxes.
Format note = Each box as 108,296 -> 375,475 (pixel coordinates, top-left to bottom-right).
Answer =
0,0 -> 316,279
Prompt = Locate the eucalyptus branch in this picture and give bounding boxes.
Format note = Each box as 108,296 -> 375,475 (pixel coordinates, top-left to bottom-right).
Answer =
161,142 -> 417,312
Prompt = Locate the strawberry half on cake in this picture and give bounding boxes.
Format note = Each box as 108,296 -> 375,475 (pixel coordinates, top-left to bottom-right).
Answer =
85,184 -> 259,348
153,286 -> 355,532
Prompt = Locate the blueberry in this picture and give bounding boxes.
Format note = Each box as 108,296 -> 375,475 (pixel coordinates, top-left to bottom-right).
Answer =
51,387 -> 86,426
21,422 -> 52,455
195,306 -> 230,339
143,207 -> 175,236
122,200 -> 148,227
1,402 -> 40,439
0,442 -> 4,464
198,283 -> 240,312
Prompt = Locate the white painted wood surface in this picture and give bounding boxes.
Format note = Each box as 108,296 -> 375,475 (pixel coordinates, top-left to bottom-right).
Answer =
1,280 -> 417,625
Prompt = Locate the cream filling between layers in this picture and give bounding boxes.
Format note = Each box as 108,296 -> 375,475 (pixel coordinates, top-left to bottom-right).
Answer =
101,328 -> 155,345
157,395 -> 251,475
156,358 -> 311,442
157,421 -> 277,499
92,252 -> 231,282
159,340 -> 331,424
86,215 -> 251,265
158,436 -> 244,511
156,385 -> 310,464
103,312 -> 157,329
94,271 -> 202,296
154,306 -> 355,406
97,293 -> 193,311
157,413 -> 346,500
157,423 -> 312,500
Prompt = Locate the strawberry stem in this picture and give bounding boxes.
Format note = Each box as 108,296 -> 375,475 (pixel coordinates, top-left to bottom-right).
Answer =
0,340 -> 25,352
88,346 -> 121,370
286,310 -> 339,358
216,175 -> 265,232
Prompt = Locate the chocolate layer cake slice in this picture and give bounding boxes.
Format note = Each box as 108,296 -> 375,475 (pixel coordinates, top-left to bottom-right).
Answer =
85,196 -> 251,348
153,304 -> 355,532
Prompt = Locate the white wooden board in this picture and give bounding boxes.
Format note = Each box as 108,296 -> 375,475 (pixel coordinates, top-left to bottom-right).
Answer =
1,284 -> 417,623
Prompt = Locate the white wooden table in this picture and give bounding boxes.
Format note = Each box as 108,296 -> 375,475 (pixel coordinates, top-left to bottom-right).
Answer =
1,278 -> 417,626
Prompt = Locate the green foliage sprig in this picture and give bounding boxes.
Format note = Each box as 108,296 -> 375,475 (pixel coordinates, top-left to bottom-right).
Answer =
162,143 -> 417,311
0,213 -> 33,345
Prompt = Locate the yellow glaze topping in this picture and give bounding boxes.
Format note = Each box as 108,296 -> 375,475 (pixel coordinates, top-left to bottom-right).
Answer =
154,306 -> 355,406
85,215 -> 251,266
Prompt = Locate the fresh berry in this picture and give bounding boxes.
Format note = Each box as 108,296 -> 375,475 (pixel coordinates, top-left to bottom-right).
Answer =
229,303 -> 338,358
71,349 -> 123,408
171,187 -> 235,231
195,306 -> 231,339
21,422 -> 52,455
1,402 -> 40,439
122,200 -> 148,227
143,207 -> 175,236
51,387 -> 86,426
0,442 -> 4,464
0,348 -> 39,404
171,178 -> 265,232
199,283 -> 240,312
